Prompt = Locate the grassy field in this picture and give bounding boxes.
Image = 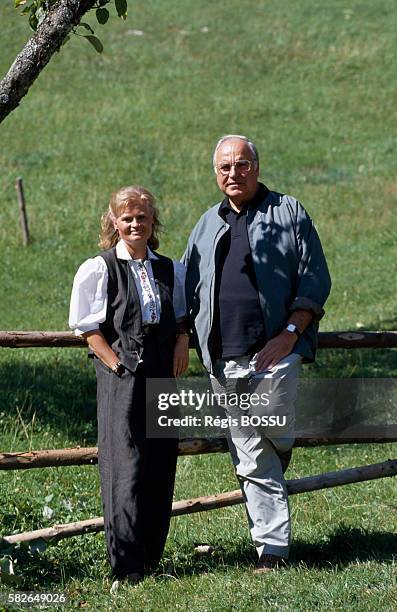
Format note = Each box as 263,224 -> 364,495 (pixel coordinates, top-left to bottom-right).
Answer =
0,0 -> 396,609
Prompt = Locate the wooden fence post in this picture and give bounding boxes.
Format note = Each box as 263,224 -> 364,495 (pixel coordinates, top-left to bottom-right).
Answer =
15,177 -> 30,245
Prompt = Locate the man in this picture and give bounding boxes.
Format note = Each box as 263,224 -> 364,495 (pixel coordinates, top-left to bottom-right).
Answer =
183,134 -> 331,572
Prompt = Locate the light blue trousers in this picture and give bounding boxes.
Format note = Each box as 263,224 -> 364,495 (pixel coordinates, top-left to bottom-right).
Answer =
211,353 -> 301,559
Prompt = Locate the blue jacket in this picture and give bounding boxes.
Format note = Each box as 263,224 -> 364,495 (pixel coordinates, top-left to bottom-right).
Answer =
182,188 -> 331,374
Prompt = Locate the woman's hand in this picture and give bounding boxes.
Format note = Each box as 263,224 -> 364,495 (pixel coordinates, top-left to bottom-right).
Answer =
173,334 -> 189,377
84,330 -> 120,371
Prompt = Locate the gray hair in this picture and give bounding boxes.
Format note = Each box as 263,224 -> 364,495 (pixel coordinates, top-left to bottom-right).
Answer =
212,134 -> 259,171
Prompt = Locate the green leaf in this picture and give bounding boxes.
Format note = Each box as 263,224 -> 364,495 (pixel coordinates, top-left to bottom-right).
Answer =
99,0 -> 110,5
79,22 -> 95,34
29,12 -> 38,31
115,0 -> 128,18
96,7 -> 109,25
84,35 -> 104,54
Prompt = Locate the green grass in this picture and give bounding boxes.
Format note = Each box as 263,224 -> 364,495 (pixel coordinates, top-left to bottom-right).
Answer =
0,0 -> 396,609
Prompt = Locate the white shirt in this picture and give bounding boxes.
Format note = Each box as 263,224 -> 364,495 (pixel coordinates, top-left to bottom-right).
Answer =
69,240 -> 186,335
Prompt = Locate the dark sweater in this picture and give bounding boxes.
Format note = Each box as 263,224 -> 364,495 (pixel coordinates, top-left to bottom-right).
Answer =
210,184 -> 268,359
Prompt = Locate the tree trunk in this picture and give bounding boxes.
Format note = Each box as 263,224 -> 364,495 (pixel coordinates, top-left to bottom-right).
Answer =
0,0 -> 97,124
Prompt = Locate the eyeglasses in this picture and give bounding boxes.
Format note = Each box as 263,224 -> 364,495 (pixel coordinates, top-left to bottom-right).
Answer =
215,159 -> 255,176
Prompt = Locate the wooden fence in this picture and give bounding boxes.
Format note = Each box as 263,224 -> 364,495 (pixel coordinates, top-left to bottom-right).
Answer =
0,330 -> 396,547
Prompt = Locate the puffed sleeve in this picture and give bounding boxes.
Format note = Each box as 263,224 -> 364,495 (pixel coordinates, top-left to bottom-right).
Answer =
172,260 -> 187,323
68,256 -> 108,336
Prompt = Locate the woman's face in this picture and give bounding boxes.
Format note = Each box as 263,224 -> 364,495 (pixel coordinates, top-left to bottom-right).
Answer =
113,201 -> 154,253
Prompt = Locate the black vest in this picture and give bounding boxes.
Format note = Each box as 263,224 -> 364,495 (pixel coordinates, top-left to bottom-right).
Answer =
98,248 -> 176,372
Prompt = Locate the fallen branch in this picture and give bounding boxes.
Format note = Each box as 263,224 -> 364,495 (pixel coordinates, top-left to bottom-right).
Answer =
2,459 -> 396,545
2,428 -> 397,471
1,330 -> 397,349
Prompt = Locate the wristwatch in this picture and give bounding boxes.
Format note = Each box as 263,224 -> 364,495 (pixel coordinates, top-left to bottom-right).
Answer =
285,323 -> 301,339
111,361 -> 124,376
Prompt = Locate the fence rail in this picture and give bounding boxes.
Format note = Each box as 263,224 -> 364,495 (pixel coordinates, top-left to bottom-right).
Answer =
1,330 -> 397,349
2,426 -> 397,471
1,329 -> 396,548
2,458 -> 396,546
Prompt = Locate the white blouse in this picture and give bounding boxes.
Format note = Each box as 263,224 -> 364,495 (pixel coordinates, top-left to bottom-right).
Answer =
69,240 -> 186,335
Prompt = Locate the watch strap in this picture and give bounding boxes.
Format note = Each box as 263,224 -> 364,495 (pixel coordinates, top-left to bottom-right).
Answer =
285,323 -> 301,338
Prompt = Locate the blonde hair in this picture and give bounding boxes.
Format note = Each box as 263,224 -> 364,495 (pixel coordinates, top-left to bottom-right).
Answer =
99,185 -> 162,251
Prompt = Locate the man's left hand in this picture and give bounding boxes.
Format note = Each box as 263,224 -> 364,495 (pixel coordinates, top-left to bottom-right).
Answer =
255,331 -> 298,372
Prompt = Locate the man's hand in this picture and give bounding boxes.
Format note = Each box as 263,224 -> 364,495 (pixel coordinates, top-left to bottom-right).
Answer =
173,334 -> 189,377
255,310 -> 313,371
255,331 -> 298,372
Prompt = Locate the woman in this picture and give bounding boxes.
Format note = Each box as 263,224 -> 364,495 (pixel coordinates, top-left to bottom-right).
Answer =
69,186 -> 189,583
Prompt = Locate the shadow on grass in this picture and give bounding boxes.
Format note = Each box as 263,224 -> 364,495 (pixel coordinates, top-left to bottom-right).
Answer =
6,524 -> 397,589
4,536 -> 107,591
290,525 -> 397,568
309,347 -> 397,379
162,525 -> 397,577
0,352 -> 98,445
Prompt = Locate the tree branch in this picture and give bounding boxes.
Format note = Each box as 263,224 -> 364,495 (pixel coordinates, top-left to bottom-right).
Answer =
0,0 -> 97,124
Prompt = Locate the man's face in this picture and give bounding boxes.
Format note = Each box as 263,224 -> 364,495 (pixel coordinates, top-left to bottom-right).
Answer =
214,138 -> 259,206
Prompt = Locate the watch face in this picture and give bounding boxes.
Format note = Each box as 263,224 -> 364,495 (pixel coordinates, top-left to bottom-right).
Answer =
286,324 -> 299,336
